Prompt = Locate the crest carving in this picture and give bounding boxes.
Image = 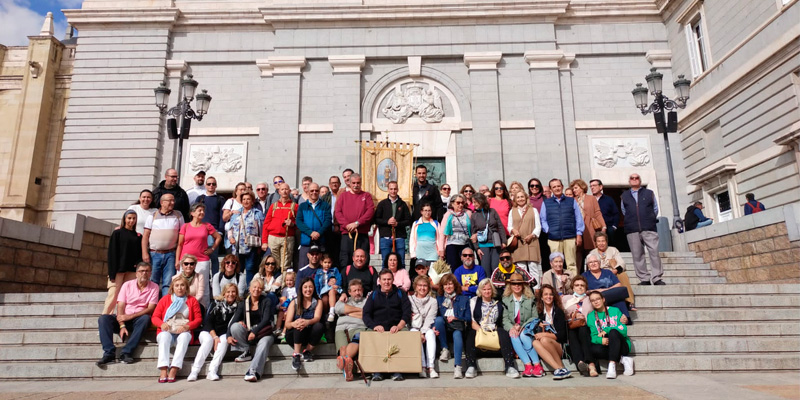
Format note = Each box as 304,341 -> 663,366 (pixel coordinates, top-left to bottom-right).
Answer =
381,83 -> 444,124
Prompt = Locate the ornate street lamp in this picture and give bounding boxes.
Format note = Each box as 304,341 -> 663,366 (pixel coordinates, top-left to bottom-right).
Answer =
632,67 -> 691,232
153,74 -> 212,182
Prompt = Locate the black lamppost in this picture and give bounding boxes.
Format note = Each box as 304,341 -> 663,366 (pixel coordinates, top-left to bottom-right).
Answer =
154,74 -> 212,182
632,67 -> 691,232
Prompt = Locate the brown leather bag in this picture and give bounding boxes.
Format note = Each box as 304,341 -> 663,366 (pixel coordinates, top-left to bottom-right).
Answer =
591,217 -> 603,232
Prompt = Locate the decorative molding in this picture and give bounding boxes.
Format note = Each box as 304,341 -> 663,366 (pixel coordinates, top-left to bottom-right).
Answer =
687,157 -> 737,185
62,9 -> 179,29
558,53 -> 576,70
0,76 -> 22,90
268,56 -> 306,75
645,50 -> 672,69
524,50 -> 564,69
408,56 -> 422,78
182,142 -> 248,192
191,127 -> 260,137
381,82 -> 445,124
464,52 -> 502,71
299,124 -> 333,133
165,60 -> 187,78
575,120 -> 654,130
499,120 -> 536,129
328,55 -> 366,74
590,137 -> 652,169
774,120 -> 800,146
676,0 -> 704,24
255,59 -> 273,77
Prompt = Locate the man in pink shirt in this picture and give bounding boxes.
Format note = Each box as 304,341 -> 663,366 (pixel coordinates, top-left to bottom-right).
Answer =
334,173 -> 375,268
96,262 -> 159,366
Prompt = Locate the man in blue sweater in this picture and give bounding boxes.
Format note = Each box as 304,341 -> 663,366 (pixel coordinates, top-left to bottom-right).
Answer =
540,179 -> 585,276
296,183 -> 332,267
453,248 -> 486,297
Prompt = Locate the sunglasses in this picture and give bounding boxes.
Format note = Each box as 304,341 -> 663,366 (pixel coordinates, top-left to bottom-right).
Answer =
206,182 -> 217,186
167,175 -> 178,179
630,177 -> 641,181
494,187 -> 504,191
453,201 -> 464,205
274,180 -> 284,184
510,282 -> 523,286
309,190 -> 319,193
183,262 -> 196,266
256,188 -> 267,191
499,256 -> 512,261
463,190 -> 474,193
224,261 -> 237,265
529,184 -> 541,188
442,187 -> 451,191
461,254 -> 475,258
265,262 -> 277,266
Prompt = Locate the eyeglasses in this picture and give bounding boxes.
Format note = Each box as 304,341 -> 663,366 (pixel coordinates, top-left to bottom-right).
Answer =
183,262 -> 196,266
499,256 -> 512,261
494,187 -> 503,191
206,182 -> 217,186
461,254 -> 475,258
463,190 -> 474,193
309,190 -> 319,193
529,184 -> 541,188
441,187 -> 451,191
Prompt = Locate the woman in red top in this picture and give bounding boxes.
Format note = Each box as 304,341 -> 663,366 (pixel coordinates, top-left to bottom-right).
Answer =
152,276 -> 203,383
488,180 -> 512,235
176,203 -> 222,286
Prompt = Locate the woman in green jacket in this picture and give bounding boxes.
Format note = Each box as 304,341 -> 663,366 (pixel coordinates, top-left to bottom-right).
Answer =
587,291 -> 634,379
502,272 -> 545,378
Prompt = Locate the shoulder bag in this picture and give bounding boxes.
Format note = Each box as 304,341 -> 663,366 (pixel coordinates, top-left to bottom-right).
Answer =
240,210 -> 261,248
245,296 -> 272,344
475,329 -> 501,351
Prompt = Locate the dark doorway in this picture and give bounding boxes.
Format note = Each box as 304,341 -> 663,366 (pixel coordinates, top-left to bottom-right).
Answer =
602,187 -> 630,252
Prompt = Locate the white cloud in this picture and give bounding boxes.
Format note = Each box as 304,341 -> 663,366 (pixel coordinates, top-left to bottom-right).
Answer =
0,0 -> 44,46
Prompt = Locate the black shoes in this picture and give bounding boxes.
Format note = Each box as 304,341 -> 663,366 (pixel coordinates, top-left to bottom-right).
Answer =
119,353 -> 135,364
638,281 -> 651,285
653,280 -> 666,285
96,354 -> 116,366
292,354 -> 302,371
302,350 -> 314,362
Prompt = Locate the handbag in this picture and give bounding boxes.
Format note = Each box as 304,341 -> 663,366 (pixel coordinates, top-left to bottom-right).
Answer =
591,217 -> 603,232
475,329 -> 501,351
165,313 -> 190,334
567,311 -> 586,329
245,296 -> 272,345
239,210 -> 261,248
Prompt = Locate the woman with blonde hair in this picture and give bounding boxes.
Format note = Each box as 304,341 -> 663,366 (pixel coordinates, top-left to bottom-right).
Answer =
152,275 -> 203,383
508,181 -> 525,198
409,275 -> 439,378
507,190 -> 542,288
188,283 -> 242,381
465,278 -> 519,378
502,272 -> 544,378
227,277 -> 276,382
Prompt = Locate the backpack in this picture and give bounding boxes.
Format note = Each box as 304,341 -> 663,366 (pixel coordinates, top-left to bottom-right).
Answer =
747,201 -> 764,214
346,265 -> 376,276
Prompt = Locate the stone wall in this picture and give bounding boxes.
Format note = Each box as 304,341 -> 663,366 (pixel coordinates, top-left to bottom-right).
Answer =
0,214 -> 114,293
684,204 -> 800,283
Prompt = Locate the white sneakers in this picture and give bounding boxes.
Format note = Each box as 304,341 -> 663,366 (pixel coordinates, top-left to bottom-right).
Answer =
606,362 -> 617,379
439,348 -> 450,362
429,368 -> 439,379
187,371 -> 199,382
465,366 -> 476,378
453,365 -> 463,379
621,356 -> 635,376
206,372 -> 220,381
506,367 -> 520,379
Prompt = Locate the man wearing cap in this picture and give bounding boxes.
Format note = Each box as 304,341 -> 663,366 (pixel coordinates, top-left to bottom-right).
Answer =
453,248 -> 486,297
296,182 -> 332,268
186,170 -> 206,204
490,249 -> 534,293
296,245 -> 323,287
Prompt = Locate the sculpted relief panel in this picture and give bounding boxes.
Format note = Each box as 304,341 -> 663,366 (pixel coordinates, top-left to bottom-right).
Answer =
182,142 -> 248,191
591,137 -> 652,169
381,82 -> 445,124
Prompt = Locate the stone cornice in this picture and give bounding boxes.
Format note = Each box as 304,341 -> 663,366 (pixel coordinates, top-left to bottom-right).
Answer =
687,157 -> 737,186
165,60 -> 187,78
255,60 -> 273,77
464,52 -> 502,71
62,8 -> 179,29
268,56 -> 306,75
645,50 -> 672,68
328,55 -> 366,74
524,50 -> 565,69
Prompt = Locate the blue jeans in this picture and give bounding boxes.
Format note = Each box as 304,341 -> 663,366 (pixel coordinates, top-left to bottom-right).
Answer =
239,251 -> 259,288
98,314 -> 151,357
150,251 -> 176,297
379,237 -> 406,269
697,219 -> 713,228
207,235 -> 220,277
510,333 -> 540,365
433,316 -> 464,366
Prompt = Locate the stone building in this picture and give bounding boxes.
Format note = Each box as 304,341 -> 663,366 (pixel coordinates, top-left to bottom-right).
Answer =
14,0 -> 798,238
0,14 -> 75,225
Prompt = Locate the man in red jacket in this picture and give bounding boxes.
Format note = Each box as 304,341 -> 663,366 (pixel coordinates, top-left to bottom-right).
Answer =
334,173 -> 375,268
261,183 -> 298,273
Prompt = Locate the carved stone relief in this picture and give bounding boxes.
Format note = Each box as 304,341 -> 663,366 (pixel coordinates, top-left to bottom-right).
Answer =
591,138 -> 651,169
182,142 -> 247,191
381,82 -> 445,124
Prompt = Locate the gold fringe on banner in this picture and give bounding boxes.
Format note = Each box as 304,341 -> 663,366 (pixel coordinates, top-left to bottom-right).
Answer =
359,140 -> 417,205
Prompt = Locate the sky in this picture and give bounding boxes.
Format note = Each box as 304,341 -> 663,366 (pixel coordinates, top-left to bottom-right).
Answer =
0,0 -> 82,46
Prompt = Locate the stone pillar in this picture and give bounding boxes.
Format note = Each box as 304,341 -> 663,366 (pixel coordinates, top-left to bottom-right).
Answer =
1,24 -> 64,223
525,50 -> 571,182
464,52 -> 503,184
328,55 -> 366,173
264,56 -> 305,187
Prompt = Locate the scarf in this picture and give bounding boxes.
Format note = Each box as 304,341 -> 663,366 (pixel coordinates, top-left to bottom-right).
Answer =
564,292 -> 586,311
496,263 -> 516,275
211,299 -> 238,323
480,299 -> 499,331
182,272 -> 195,287
164,294 -> 187,321
442,291 -> 457,309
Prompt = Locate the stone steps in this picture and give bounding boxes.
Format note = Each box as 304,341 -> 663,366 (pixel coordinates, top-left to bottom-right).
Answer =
628,321 -> 800,337
630,307 -> 798,323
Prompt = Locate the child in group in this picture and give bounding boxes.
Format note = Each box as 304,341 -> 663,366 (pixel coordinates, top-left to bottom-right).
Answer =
314,254 -> 343,322
276,270 -> 297,340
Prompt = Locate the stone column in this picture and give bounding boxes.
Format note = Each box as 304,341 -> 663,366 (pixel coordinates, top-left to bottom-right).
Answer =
525,50 -> 572,182
328,55 -> 366,173
263,56 -> 305,187
464,52 -> 503,183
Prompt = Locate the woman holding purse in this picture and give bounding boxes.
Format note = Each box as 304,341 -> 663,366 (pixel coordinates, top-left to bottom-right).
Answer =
570,179 -> 606,272
188,283 -> 241,381
562,276 -> 598,377
533,284 -> 571,380
152,276 -> 203,383
441,194 -> 472,271
465,278 -> 519,379
227,192 -> 264,287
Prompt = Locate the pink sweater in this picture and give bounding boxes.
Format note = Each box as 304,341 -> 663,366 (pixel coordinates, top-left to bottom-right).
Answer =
334,190 -> 375,234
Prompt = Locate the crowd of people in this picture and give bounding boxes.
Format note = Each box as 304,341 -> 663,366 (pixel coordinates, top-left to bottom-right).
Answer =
100,166 -> 665,382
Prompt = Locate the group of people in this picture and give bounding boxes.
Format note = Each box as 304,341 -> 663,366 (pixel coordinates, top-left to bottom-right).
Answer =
100,166 -> 663,382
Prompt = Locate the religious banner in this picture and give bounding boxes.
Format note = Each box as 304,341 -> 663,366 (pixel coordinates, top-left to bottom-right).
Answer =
360,141 -> 416,205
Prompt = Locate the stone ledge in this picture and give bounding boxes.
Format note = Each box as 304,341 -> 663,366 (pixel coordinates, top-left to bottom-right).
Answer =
685,204 -> 799,243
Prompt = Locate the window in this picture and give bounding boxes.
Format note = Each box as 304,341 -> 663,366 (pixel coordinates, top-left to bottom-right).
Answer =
714,190 -> 733,222
685,14 -> 711,78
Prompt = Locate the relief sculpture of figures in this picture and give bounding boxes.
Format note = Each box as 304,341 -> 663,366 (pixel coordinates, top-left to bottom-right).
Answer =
381,83 -> 444,124
189,145 -> 244,173
593,140 -> 651,168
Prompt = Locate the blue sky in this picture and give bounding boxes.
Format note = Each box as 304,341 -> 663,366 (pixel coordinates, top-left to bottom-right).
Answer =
0,0 -> 82,46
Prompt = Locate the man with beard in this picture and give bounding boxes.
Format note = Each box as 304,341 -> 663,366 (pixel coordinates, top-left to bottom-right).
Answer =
185,170 -> 206,204
412,165 -> 443,221
489,249 -> 534,293
452,248 -> 486,297
334,279 -> 368,381
152,168 -> 191,222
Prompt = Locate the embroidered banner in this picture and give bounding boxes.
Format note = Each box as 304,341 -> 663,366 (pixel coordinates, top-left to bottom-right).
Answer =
360,141 -> 416,205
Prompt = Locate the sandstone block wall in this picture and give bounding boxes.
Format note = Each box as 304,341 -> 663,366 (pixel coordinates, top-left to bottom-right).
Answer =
688,222 -> 800,283
0,215 -> 114,293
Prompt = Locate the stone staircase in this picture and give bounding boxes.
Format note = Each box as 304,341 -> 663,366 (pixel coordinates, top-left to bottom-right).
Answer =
0,251 -> 798,379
